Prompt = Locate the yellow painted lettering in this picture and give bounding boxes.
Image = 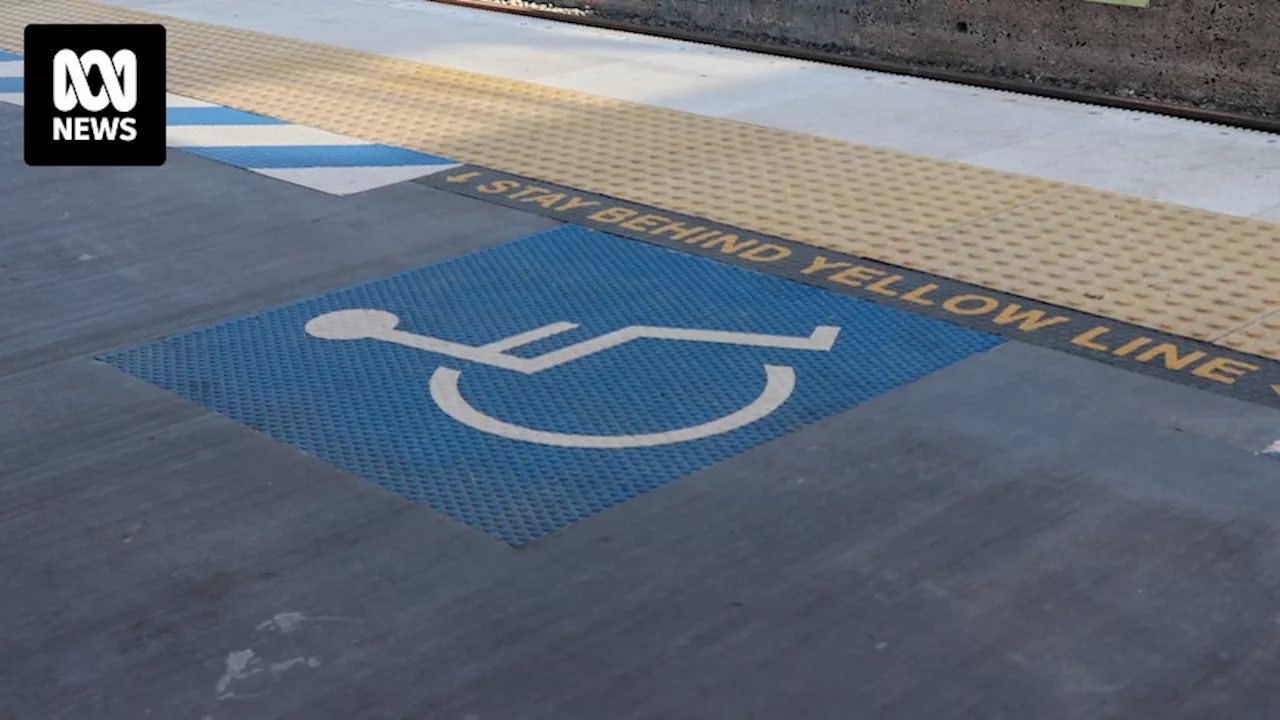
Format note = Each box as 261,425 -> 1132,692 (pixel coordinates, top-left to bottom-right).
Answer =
901,284 -> 939,307
739,244 -> 792,262
942,294 -> 1000,316
800,256 -> 852,276
1112,337 -> 1153,357
702,234 -> 758,254
557,196 -> 600,212
1191,357 -> 1260,385
620,214 -> 671,232
476,179 -> 521,194
686,230 -> 721,245
865,275 -> 904,297
526,192 -> 566,208
650,222 -> 708,240
829,266 -> 886,287
445,171 -> 482,184
1071,326 -> 1112,352
588,206 -> 639,224
507,186 -> 549,200
1134,344 -> 1206,370
991,304 -> 1071,332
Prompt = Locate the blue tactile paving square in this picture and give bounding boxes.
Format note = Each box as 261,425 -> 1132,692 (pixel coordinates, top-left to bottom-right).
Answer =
101,227 -> 1005,545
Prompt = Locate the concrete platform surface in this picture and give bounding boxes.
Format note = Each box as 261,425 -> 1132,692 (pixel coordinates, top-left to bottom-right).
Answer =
5,0 -> 1280,359
6,93 -> 1280,720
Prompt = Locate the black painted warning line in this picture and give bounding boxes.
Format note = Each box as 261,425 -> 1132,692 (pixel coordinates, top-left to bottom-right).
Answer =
420,165 -> 1280,410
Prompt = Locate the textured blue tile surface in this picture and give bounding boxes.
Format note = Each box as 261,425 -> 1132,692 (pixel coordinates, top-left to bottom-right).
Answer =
102,227 -> 1004,545
179,144 -> 455,169
165,106 -> 289,126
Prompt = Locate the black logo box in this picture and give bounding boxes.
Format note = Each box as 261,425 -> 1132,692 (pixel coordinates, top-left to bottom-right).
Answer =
24,23 -> 166,167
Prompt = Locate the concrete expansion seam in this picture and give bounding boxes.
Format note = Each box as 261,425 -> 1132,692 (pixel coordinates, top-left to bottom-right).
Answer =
1211,307 -> 1280,350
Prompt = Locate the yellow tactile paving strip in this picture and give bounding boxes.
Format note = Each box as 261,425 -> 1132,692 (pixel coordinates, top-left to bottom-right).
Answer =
5,0 -> 1280,357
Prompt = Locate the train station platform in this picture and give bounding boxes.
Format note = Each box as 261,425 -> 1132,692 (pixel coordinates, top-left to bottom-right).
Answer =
3,1 -> 1280,718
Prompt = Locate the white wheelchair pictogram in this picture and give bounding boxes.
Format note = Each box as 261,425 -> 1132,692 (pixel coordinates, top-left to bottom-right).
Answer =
305,309 -> 841,449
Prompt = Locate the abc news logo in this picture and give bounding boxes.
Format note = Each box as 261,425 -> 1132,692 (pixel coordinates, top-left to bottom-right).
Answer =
25,23 -> 166,167
53,49 -> 140,142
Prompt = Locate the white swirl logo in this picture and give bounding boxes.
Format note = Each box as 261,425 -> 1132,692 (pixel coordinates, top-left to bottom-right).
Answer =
52,48 -> 137,113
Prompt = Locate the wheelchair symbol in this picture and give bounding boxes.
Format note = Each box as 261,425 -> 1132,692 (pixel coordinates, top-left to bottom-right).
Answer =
305,309 -> 840,449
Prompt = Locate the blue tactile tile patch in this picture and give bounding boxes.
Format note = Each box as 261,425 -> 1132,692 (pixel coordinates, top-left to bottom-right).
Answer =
100,226 -> 1005,545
